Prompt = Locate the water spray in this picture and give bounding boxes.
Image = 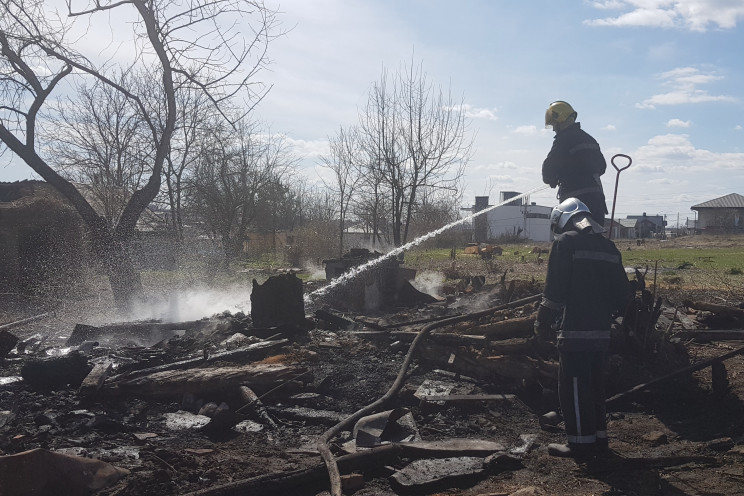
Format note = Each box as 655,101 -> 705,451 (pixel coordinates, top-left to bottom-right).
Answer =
306,184 -> 549,304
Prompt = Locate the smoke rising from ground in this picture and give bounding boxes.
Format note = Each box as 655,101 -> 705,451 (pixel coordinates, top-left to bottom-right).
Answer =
127,284 -> 253,322
302,260 -> 327,280
410,271 -> 444,297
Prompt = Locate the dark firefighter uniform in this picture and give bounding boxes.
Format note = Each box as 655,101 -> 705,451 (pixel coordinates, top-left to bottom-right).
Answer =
542,122 -> 608,225
539,228 -> 629,454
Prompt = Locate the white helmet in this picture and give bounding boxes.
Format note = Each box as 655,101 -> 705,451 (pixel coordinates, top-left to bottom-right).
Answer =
550,198 -> 604,234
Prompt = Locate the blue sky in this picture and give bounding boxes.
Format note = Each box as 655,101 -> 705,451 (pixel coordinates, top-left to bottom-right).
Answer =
252,0 -> 744,226
3,0 -> 744,227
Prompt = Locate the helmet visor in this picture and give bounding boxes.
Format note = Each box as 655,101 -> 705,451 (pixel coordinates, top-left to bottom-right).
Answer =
544,109 -> 554,129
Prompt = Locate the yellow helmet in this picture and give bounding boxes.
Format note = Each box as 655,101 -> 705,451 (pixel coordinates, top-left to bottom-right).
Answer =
544,101 -> 577,130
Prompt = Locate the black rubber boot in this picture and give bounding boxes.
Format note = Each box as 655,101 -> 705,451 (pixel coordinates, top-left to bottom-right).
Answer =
595,437 -> 609,453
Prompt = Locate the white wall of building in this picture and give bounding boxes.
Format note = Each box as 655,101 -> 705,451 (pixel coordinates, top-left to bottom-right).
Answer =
486,204 -> 552,242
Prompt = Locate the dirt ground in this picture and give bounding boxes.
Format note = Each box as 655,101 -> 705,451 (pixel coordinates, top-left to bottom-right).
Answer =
1,236 -> 744,496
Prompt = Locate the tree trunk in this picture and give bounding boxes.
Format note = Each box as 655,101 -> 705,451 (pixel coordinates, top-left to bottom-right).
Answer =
105,242 -> 143,312
0,125 -> 144,312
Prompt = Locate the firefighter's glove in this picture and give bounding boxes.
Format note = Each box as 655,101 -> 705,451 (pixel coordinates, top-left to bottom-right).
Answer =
534,304 -> 558,342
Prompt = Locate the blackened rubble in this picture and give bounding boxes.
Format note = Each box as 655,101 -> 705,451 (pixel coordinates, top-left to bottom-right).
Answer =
1,268 -> 744,496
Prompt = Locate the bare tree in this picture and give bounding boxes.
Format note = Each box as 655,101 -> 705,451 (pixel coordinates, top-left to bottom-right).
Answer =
320,124 -> 364,256
187,121 -> 295,268
52,72 -> 151,226
358,60 -> 471,247
162,86 -> 213,243
0,0 -> 280,310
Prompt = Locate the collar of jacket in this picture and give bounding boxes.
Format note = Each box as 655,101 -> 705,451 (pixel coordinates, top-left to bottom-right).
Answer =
555,122 -> 581,136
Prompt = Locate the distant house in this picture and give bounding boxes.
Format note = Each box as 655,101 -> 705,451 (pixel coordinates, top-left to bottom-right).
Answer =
607,218 -> 637,239
484,196 -> 552,242
626,213 -> 666,238
691,193 -> 744,233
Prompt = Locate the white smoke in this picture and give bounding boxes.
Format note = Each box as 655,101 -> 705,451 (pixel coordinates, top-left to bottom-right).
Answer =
410,271 -> 444,297
128,284 -> 252,322
302,260 -> 327,280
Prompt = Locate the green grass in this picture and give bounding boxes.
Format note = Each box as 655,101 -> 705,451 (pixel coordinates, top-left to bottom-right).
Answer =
407,243 -> 538,263
619,246 -> 744,273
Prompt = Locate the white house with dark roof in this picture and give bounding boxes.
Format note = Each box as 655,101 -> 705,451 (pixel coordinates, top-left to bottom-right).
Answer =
690,193 -> 744,233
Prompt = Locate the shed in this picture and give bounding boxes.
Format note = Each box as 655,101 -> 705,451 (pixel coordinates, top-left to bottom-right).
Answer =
608,218 -> 637,239
627,213 -> 666,238
690,193 -> 744,233
486,204 -> 552,242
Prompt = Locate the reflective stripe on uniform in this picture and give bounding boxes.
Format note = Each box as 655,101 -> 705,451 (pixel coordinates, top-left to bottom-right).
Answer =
573,250 -> 620,264
567,434 -> 597,444
559,330 -> 610,340
573,377 -> 582,437
569,142 -> 600,154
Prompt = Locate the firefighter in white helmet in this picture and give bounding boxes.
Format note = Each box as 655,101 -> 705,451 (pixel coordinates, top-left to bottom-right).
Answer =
534,198 -> 630,458
542,101 -> 608,226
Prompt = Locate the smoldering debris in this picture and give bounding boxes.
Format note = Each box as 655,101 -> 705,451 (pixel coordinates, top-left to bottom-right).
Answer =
1,269 -> 744,496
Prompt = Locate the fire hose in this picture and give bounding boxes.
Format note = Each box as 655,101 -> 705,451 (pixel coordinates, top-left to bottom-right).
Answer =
317,294 -> 543,496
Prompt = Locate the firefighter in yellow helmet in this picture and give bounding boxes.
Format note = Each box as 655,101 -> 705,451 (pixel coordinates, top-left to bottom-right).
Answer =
542,101 -> 608,225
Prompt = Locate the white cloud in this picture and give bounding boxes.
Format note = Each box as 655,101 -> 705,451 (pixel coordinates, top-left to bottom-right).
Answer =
636,67 -> 736,109
584,0 -> 744,31
666,118 -> 691,128
285,137 -> 329,158
452,104 -> 498,121
635,164 -> 666,172
512,125 -> 538,136
603,124 -> 617,131
469,161 -> 520,172
588,1 -> 626,10
648,177 -> 674,185
735,125 -> 743,131
635,133 -> 744,172
487,174 -> 515,183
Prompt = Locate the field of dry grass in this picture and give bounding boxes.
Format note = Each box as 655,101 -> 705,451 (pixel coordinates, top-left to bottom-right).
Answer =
405,234 -> 744,306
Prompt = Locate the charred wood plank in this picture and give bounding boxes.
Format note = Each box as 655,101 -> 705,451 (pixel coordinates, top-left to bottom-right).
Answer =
673,329 -> 744,341
66,320 -> 213,346
265,405 -> 348,426
78,360 -> 113,396
607,344 -> 744,405
485,338 -> 534,355
417,394 -> 516,404
180,441 -> 513,496
389,331 -> 487,347
381,313 -> 463,330
237,385 -> 277,429
390,456 -> 486,490
21,351 -> 92,390
683,300 -> 744,320
314,309 -> 356,330
109,339 -> 289,381
467,316 -> 535,340
108,364 -> 306,397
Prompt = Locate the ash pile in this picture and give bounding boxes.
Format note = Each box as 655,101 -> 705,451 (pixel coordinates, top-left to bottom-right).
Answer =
1,259 -> 743,496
